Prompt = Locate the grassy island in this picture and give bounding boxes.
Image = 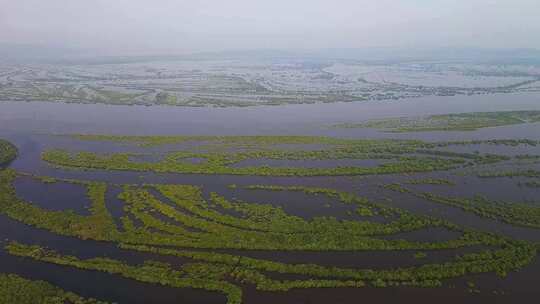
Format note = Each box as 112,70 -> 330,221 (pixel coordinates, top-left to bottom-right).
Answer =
39,135 -> 515,176
385,183 -> 540,229
0,273 -> 107,304
334,110 -> 540,132
0,139 -> 17,167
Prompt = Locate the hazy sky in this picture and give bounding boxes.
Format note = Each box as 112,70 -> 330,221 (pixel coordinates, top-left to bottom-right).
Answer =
1,0 -> 539,55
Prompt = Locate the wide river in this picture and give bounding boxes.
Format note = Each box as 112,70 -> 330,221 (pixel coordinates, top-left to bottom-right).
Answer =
1,92 -> 540,140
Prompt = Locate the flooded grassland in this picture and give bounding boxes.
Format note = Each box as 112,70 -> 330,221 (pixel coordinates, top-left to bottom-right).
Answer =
1,92 -> 540,303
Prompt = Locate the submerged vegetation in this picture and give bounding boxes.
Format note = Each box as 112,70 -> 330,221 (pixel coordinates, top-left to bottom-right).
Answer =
334,110 -> 540,132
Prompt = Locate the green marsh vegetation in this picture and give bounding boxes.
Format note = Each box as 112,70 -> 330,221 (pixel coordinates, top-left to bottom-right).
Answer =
0,139 -> 17,167
334,110 -> 540,132
1,169 -> 538,303
520,180 -> 540,188
4,134 -> 540,302
478,169 -> 540,179
384,183 -> 540,229
0,273 -> 107,304
40,135 -> 518,177
407,178 -> 456,186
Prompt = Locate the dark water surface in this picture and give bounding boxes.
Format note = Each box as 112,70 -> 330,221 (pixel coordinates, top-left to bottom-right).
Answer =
1,92 -> 540,138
